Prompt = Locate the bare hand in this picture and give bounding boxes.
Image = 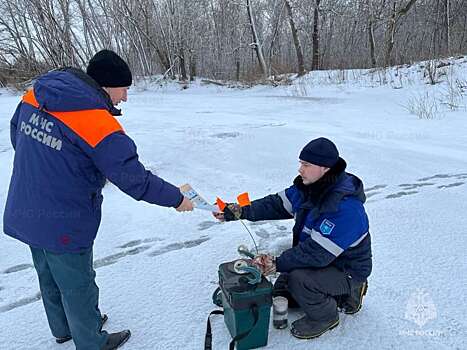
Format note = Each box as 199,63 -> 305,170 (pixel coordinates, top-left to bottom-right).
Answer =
176,196 -> 194,212
252,254 -> 276,276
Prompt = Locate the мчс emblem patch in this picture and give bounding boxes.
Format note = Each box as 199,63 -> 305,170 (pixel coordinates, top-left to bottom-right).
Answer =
320,219 -> 335,235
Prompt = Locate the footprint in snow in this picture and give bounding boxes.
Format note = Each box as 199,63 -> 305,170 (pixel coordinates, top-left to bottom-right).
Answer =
399,182 -> 434,190
0,292 -> 42,313
365,172 -> 467,202
254,228 -> 270,239
147,237 -> 210,257
385,191 -> 418,199
365,184 -> 387,192
438,182 -> 464,189
94,245 -> 153,268
2,264 -> 34,274
117,236 -> 164,249
417,173 -> 467,181
198,221 -> 220,231
210,132 -> 241,139
0,236 -> 211,313
118,240 -> 143,249
249,221 -> 268,226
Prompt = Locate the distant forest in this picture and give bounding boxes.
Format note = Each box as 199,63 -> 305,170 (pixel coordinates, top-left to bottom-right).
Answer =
0,0 -> 466,84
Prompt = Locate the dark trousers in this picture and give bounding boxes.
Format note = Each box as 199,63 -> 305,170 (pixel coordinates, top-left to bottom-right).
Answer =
30,246 -> 108,350
277,266 -> 352,322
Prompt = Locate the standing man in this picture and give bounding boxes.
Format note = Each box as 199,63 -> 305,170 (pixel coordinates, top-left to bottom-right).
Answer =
213,137 -> 372,339
3,50 -> 193,349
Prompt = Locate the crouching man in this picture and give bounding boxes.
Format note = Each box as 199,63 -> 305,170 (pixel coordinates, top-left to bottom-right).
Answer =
213,137 -> 372,339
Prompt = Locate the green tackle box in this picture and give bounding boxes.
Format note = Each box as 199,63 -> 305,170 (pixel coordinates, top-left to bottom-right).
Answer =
218,260 -> 273,350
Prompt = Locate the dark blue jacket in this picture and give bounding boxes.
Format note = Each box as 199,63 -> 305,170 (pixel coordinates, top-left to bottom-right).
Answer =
240,161 -> 372,282
3,68 -> 183,253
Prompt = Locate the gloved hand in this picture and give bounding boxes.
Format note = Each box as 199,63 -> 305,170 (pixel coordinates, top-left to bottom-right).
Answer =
252,254 -> 276,276
212,203 -> 242,222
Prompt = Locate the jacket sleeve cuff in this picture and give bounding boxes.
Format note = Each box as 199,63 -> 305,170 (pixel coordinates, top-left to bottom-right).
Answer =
275,254 -> 289,273
174,192 -> 184,208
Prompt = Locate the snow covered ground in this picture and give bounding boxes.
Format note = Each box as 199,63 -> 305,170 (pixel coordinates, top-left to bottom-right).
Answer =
1,59 -> 466,350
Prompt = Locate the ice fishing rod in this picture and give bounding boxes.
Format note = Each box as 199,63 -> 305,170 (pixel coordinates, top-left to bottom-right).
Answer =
238,217 -> 259,255
216,193 -> 259,255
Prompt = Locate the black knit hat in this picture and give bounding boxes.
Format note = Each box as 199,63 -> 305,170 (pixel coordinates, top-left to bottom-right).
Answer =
86,49 -> 132,87
299,137 -> 339,168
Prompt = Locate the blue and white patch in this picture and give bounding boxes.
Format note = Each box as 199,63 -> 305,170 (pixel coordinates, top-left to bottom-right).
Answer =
320,219 -> 335,235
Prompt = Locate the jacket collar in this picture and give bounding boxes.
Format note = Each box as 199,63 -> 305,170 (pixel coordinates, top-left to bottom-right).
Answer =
61,67 -> 122,116
293,158 -> 365,215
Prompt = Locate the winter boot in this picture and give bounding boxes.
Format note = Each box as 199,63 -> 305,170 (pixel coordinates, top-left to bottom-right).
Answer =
101,330 -> 131,350
339,280 -> 368,314
291,315 -> 339,339
56,314 -> 109,344
55,335 -> 72,344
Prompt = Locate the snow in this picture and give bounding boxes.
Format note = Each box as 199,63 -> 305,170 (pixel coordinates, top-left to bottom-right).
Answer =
1,58 -> 467,350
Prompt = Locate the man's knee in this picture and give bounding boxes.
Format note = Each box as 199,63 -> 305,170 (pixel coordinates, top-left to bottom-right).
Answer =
289,268 -> 333,296
288,269 -> 315,292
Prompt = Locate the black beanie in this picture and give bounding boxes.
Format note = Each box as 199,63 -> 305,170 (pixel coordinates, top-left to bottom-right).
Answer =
86,49 -> 132,87
299,137 -> 339,168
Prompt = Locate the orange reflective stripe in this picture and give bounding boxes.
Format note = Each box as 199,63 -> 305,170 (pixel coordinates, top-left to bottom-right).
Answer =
52,110 -> 123,147
21,89 -> 123,148
22,89 -> 39,108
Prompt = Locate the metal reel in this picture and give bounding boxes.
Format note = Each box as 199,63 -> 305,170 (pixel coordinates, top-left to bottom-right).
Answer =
233,259 -> 250,274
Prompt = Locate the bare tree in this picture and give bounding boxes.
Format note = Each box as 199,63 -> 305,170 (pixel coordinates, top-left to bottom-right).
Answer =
384,0 -> 418,67
246,0 -> 268,79
311,0 -> 321,70
284,0 -> 305,75
445,0 -> 451,54
1,0 -> 466,85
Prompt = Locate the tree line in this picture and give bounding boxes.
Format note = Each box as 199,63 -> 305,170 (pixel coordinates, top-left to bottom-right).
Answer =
0,0 -> 466,85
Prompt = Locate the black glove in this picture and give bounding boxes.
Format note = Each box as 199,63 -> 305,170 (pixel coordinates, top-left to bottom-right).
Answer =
223,203 -> 242,221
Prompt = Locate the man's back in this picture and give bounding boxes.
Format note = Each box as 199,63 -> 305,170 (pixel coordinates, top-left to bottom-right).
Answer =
4,69 -> 121,252
3,68 -> 183,253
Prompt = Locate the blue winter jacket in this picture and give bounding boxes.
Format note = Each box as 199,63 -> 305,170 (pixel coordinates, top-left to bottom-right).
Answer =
239,160 -> 372,282
3,68 -> 183,253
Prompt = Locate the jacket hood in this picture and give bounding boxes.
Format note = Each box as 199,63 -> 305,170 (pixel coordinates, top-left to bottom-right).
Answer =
335,173 -> 366,203
32,68 -> 119,115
